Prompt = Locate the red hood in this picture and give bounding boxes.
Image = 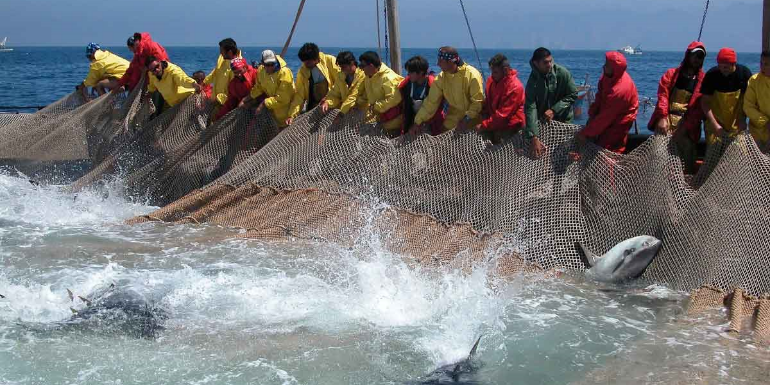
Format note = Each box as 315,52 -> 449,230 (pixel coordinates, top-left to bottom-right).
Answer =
604,51 -> 627,83
682,41 -> 706,68
399,73 -> 436,89
135,32 -> 155,56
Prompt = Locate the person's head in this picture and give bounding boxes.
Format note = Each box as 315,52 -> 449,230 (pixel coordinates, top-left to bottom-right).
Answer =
531,47 -> 553,74
488,54 -> 511,82
298,42 -> 321,69
684,44 -> 706,71
437,46 -> 461,72
146,56 -> 165,77
717,48 -> 738,76
85,42 -> 101,62
192,70 -> 206,84
219,38 -> 238,60
358,51 -> 382,77
761,51 -> 770,77
261,50 -> 279,74
336,51 -> 358,75
405,55 -> 429,84
126,35 -> 137,53
229,58 -> 248,80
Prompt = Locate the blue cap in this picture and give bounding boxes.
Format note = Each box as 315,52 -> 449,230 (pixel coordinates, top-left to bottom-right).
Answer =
86,42 -> 101,56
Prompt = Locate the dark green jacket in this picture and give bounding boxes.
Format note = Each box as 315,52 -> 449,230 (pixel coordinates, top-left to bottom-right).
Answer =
524,62 -> 578,138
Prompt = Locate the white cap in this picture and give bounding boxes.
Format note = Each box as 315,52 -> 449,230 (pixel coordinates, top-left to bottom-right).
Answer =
261,50 -> 277,64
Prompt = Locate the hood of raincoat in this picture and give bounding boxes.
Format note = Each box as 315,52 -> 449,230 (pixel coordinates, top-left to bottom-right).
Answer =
682,41 -> 706,70
601,52 -> 628,86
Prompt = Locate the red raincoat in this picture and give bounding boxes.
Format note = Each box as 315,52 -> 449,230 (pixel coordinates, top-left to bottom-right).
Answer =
399,74 -> 445,135
214,65 -> 258,121
479,68 -> 525,131
582,52 -> 639,153
647,41 -> 706,142
118,33 -> 170,90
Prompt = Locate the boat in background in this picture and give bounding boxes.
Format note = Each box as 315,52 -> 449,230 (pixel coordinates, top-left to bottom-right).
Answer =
617,45 -> 642,55
0,37 -> 13,52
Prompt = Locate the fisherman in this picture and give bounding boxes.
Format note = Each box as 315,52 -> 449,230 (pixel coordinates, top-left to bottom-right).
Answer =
204,38 -> 242,110
356,51 -> 404,137
475,53 -> 525,143
744,51 -> 770,151
241,50 -> 295,128
400,55 -> 444,136
214,58 -> 257,121
286,43 -> 341,126
648,42 -> 707,174
145,56 -> 201,113
575,52 -> 639,153
700,48 -> 752,147
77,43 -> 130,101
114,32 -> 169,93
524,47 -> 578,158
192,71 -> 213,99
408,47 -> 484,135
320,51 -> 365,117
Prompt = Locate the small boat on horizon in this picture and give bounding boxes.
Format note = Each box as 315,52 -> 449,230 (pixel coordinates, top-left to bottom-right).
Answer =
617,45 -> 642,55
0,37 -> 13,52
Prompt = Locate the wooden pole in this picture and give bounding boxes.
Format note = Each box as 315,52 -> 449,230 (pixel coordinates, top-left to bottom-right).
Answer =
281,0 -> 307,58
764,0 -> 770,52
386,0 -> 402,75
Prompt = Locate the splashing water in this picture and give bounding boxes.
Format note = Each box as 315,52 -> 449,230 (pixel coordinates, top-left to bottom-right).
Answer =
0,172 -> 767,384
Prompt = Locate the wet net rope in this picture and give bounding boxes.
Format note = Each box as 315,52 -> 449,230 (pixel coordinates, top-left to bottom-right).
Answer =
698,0 -> 711,41
2,86 -> 770,343
459,0 -> 486,79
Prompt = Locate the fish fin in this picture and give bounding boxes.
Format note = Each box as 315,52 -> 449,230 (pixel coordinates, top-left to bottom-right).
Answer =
468,335 -> 482,359
78,296 -> 92,306
576,242 -> 599,268
67,289 -> 74,302
70,307 -> 78,314
0,294 -> 5,299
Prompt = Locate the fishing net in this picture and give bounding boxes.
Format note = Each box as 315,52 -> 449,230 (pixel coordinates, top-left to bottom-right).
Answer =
2,83 -> 769,341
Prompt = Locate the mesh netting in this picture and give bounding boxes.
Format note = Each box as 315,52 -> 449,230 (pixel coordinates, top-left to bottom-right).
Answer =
2,87 -> 770,340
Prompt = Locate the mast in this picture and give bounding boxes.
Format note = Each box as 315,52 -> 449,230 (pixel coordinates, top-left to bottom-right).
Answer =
385,0 -> 402,75
764,0 -> 770,51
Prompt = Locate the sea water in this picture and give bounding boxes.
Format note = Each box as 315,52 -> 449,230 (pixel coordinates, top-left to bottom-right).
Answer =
0,174 -> 768,384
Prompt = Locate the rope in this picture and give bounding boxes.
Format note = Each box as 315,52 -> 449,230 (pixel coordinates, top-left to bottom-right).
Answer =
383,0 -> 390,64
697,0 -> 710,42
459,0 -> 485,79
281,0 -> 308,58
0,106 -> 45,110
376,0 -> 382,58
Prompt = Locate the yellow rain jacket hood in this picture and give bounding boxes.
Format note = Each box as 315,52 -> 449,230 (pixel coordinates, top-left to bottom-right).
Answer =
358,64 -> 404,132
250,55 -> 295,128
289,52 -> 341,118
83,50 -> 130,87
326,68 -> 365,114
414,63 -> 484,131
205,50 -> 242,105
744,72 -> 770,147
147,62 -> 197,108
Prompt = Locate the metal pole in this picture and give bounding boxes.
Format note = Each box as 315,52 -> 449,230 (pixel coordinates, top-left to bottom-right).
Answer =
386,0 -> 402,75
764,0 -> 770,52
376,0 -> 382,58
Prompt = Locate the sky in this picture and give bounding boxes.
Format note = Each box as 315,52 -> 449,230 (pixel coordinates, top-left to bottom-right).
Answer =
0,0 -> 764,52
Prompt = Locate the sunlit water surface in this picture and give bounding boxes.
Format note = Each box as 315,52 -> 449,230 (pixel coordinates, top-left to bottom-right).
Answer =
0,173 -> 768,384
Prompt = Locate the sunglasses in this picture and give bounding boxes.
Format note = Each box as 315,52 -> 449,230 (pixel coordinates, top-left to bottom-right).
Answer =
263,62 -> 276,67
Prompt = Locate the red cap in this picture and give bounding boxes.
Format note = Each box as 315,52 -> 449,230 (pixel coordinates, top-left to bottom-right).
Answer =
717,48 -> 737,64
230,57 -> 247,71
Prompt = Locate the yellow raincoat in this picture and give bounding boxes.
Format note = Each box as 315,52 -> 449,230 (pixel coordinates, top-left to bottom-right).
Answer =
250,56 -> 295,128
204,50 -> 242,105
414,63 -> 484,132
744,73 -> 770,148
288,52 -> 341,118
147,62 -> 197,108
357,64 -> 404,132
326,68 -> 365,114
83,50 -> 130,87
